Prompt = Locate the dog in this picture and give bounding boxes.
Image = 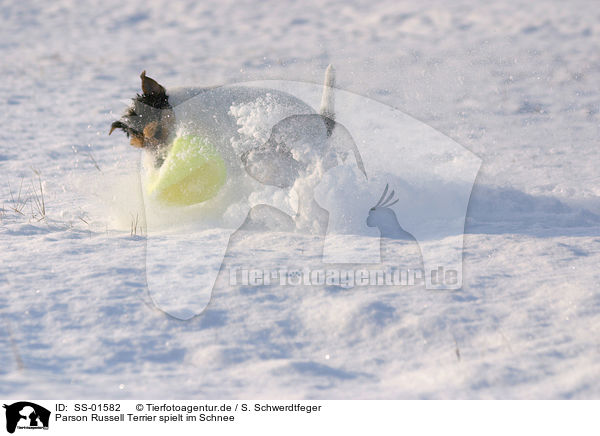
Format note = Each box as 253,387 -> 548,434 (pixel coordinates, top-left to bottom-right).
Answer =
110,71 -> 318,169
110,67 -> 364,183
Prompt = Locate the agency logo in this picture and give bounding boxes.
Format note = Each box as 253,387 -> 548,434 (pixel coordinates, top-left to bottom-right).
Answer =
3,402 -> 50,434
115,73 -> 480,319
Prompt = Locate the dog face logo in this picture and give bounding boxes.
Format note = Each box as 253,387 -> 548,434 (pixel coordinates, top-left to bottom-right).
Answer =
3,402 -> 50,433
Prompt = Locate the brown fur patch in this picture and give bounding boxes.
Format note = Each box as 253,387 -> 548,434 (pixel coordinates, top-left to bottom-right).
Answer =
130,134 -> 145,148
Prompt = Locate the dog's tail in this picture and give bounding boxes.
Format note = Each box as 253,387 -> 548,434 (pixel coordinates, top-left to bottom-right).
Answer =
319,64 -> 335,124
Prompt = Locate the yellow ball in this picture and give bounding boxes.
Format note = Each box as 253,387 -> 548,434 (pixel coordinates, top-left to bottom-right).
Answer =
146,135 -> 227,206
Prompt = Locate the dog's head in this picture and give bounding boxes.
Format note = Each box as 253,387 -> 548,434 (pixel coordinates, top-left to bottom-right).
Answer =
109,71 -> 175,151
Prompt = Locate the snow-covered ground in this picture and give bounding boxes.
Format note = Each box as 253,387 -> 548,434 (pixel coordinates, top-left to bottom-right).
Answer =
1,0 -> 599,399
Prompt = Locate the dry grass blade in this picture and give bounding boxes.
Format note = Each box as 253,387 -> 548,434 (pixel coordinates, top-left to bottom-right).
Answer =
7,177 -> 28,215
30,169 -> 46,221
130,212 -> 142,236
453,334 -> 461,362
86,150 -> 102,172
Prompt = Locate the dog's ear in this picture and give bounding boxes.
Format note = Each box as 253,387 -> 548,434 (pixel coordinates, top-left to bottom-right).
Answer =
140,70 -> 166,96
109,120 -> 127,136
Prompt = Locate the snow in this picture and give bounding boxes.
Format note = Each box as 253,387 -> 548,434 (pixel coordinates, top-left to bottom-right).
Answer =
1,0 -> 600,399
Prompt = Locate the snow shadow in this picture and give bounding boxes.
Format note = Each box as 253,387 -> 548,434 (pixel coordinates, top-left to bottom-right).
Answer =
466,184 -> 600,237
